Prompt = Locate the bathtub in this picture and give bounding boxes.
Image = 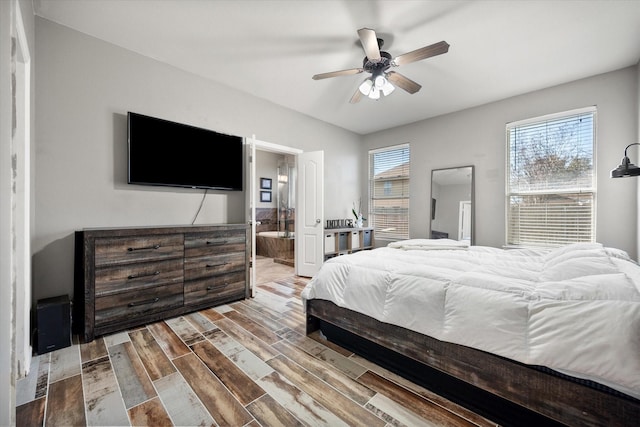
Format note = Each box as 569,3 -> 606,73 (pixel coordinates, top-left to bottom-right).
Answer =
258,231 -> 295,238
256,231 -> 295,261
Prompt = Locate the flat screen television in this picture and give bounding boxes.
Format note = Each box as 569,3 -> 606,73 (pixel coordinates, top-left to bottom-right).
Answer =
127,112 -> 244,191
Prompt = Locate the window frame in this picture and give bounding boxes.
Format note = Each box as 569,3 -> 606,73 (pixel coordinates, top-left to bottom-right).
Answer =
505,106 -> 597,248
368,143 -> 411,241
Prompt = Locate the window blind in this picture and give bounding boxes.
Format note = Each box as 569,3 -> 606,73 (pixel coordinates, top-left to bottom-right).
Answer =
506,108 -> 596,247
369,144 -> 410,240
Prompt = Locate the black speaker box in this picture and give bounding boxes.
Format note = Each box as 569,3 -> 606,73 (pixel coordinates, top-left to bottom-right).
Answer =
36,295 -> 71,354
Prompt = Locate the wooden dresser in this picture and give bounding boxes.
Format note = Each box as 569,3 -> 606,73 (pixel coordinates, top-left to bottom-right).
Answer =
74,224 -> 250,342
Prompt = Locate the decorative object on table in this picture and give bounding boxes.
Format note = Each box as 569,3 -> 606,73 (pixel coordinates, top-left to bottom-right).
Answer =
260,177 -> 272,189
611,143 -> 640,178
326,219 -> 352,229
260,191 -> 272,202
352,199 -> 366,228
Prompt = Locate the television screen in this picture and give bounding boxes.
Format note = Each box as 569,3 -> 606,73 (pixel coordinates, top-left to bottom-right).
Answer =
127,112 -> 244,191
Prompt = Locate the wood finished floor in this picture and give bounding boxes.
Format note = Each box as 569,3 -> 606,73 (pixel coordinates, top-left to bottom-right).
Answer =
16,257 -> 497,427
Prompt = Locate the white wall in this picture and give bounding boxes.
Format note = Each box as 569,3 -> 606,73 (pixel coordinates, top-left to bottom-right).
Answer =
363,66 -> 639,258
34,17 -> 362,302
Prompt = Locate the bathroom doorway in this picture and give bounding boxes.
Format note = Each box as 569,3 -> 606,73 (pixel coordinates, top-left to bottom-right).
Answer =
247,139 -> 302,290
255,150 -> 297,282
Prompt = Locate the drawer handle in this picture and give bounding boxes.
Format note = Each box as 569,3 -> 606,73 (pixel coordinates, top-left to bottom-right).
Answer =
206,262 -> 229,268
206,240 -> 227,246
206,283 -> 228,291
127,271 -> 160,280
128,297 -> 159,307
127,244 -> 161,252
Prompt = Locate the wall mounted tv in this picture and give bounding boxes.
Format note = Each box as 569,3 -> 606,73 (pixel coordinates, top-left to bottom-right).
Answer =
127,112 -> 244,191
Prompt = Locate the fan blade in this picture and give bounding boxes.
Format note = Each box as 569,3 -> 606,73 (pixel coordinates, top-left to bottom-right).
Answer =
386,71 -> 421,94
349,88 -> 363,104
312,68 -> 364,80
393,41 -> 449,67
357,28 -> 381,62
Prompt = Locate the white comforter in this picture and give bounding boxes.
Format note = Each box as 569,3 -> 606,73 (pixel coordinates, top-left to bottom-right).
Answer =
301,241 -> 640,399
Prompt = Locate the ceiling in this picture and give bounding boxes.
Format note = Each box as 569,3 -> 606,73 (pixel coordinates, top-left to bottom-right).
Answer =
33,0 -> 640,135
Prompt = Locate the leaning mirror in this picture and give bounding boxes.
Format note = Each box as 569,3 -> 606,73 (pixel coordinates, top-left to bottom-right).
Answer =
430,166 -> 474,245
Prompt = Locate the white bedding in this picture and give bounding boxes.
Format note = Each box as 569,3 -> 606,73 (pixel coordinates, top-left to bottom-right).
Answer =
301,241 -> 640,399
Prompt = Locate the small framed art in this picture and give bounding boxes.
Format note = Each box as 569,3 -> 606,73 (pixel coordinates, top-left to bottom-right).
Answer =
260,191 -> 272,202
260,178 -> 272,190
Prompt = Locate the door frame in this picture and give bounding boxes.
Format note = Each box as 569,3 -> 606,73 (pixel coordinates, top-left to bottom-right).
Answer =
458,200 -> 472,241
246,137 -> 303,295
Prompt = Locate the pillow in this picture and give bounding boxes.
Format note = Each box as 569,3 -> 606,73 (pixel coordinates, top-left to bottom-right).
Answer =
604,247 -> 633,263
542,242 -> 603,262
544,248 -> 607,269
388,239 -> 469,250
540,256 -> 617,281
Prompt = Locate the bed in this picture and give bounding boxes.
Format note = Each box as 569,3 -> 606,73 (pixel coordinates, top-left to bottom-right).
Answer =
302,240 -> 640,426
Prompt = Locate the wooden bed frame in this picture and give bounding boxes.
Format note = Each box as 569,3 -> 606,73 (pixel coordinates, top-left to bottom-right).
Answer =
306,299 -> 640,427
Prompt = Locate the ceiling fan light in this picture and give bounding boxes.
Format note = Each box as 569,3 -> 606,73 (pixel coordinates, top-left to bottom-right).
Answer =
382,80 -> 395,96
369,87 -> 381,100
359,78 -> 373,95
374,75 -> 386,89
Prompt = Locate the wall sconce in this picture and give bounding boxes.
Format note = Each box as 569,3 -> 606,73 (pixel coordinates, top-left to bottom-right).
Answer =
611,143 -> 640,178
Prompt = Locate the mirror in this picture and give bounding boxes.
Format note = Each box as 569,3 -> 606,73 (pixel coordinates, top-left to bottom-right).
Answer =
430,166 -> 474,245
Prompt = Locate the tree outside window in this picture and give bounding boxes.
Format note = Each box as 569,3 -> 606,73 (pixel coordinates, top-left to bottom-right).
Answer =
507,107 -> 596,247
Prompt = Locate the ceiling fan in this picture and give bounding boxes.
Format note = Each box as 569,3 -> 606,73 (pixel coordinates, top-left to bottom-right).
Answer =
312,28 -> 449,103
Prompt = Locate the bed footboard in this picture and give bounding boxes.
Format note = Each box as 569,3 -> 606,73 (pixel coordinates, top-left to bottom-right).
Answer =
306,299 -> 640,427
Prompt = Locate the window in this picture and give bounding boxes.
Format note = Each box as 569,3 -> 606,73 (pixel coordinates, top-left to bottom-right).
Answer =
506,107 -> 596,247
369,144 -> 410,240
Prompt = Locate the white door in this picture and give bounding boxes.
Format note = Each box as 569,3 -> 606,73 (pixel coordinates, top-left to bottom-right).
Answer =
458,201 -> 472,241
295,151 -> 324,277
245,136 -> 257,296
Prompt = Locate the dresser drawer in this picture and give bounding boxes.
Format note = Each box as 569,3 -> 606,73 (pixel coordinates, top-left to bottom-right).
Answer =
184,251 -> 245,280
95,258 -> 184,296
184,230 -> 246,257
95,283 -> 184,327
184,271 -> 246,305
94,234 -> 184,266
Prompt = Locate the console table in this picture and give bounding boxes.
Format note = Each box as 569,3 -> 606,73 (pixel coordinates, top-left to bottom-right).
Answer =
74,224 -> 250,342
324,227 -> 374,260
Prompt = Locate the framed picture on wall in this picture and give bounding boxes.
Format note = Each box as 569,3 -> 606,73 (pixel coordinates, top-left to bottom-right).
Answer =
260,178 -> 272,190
260,191 -> 272,203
